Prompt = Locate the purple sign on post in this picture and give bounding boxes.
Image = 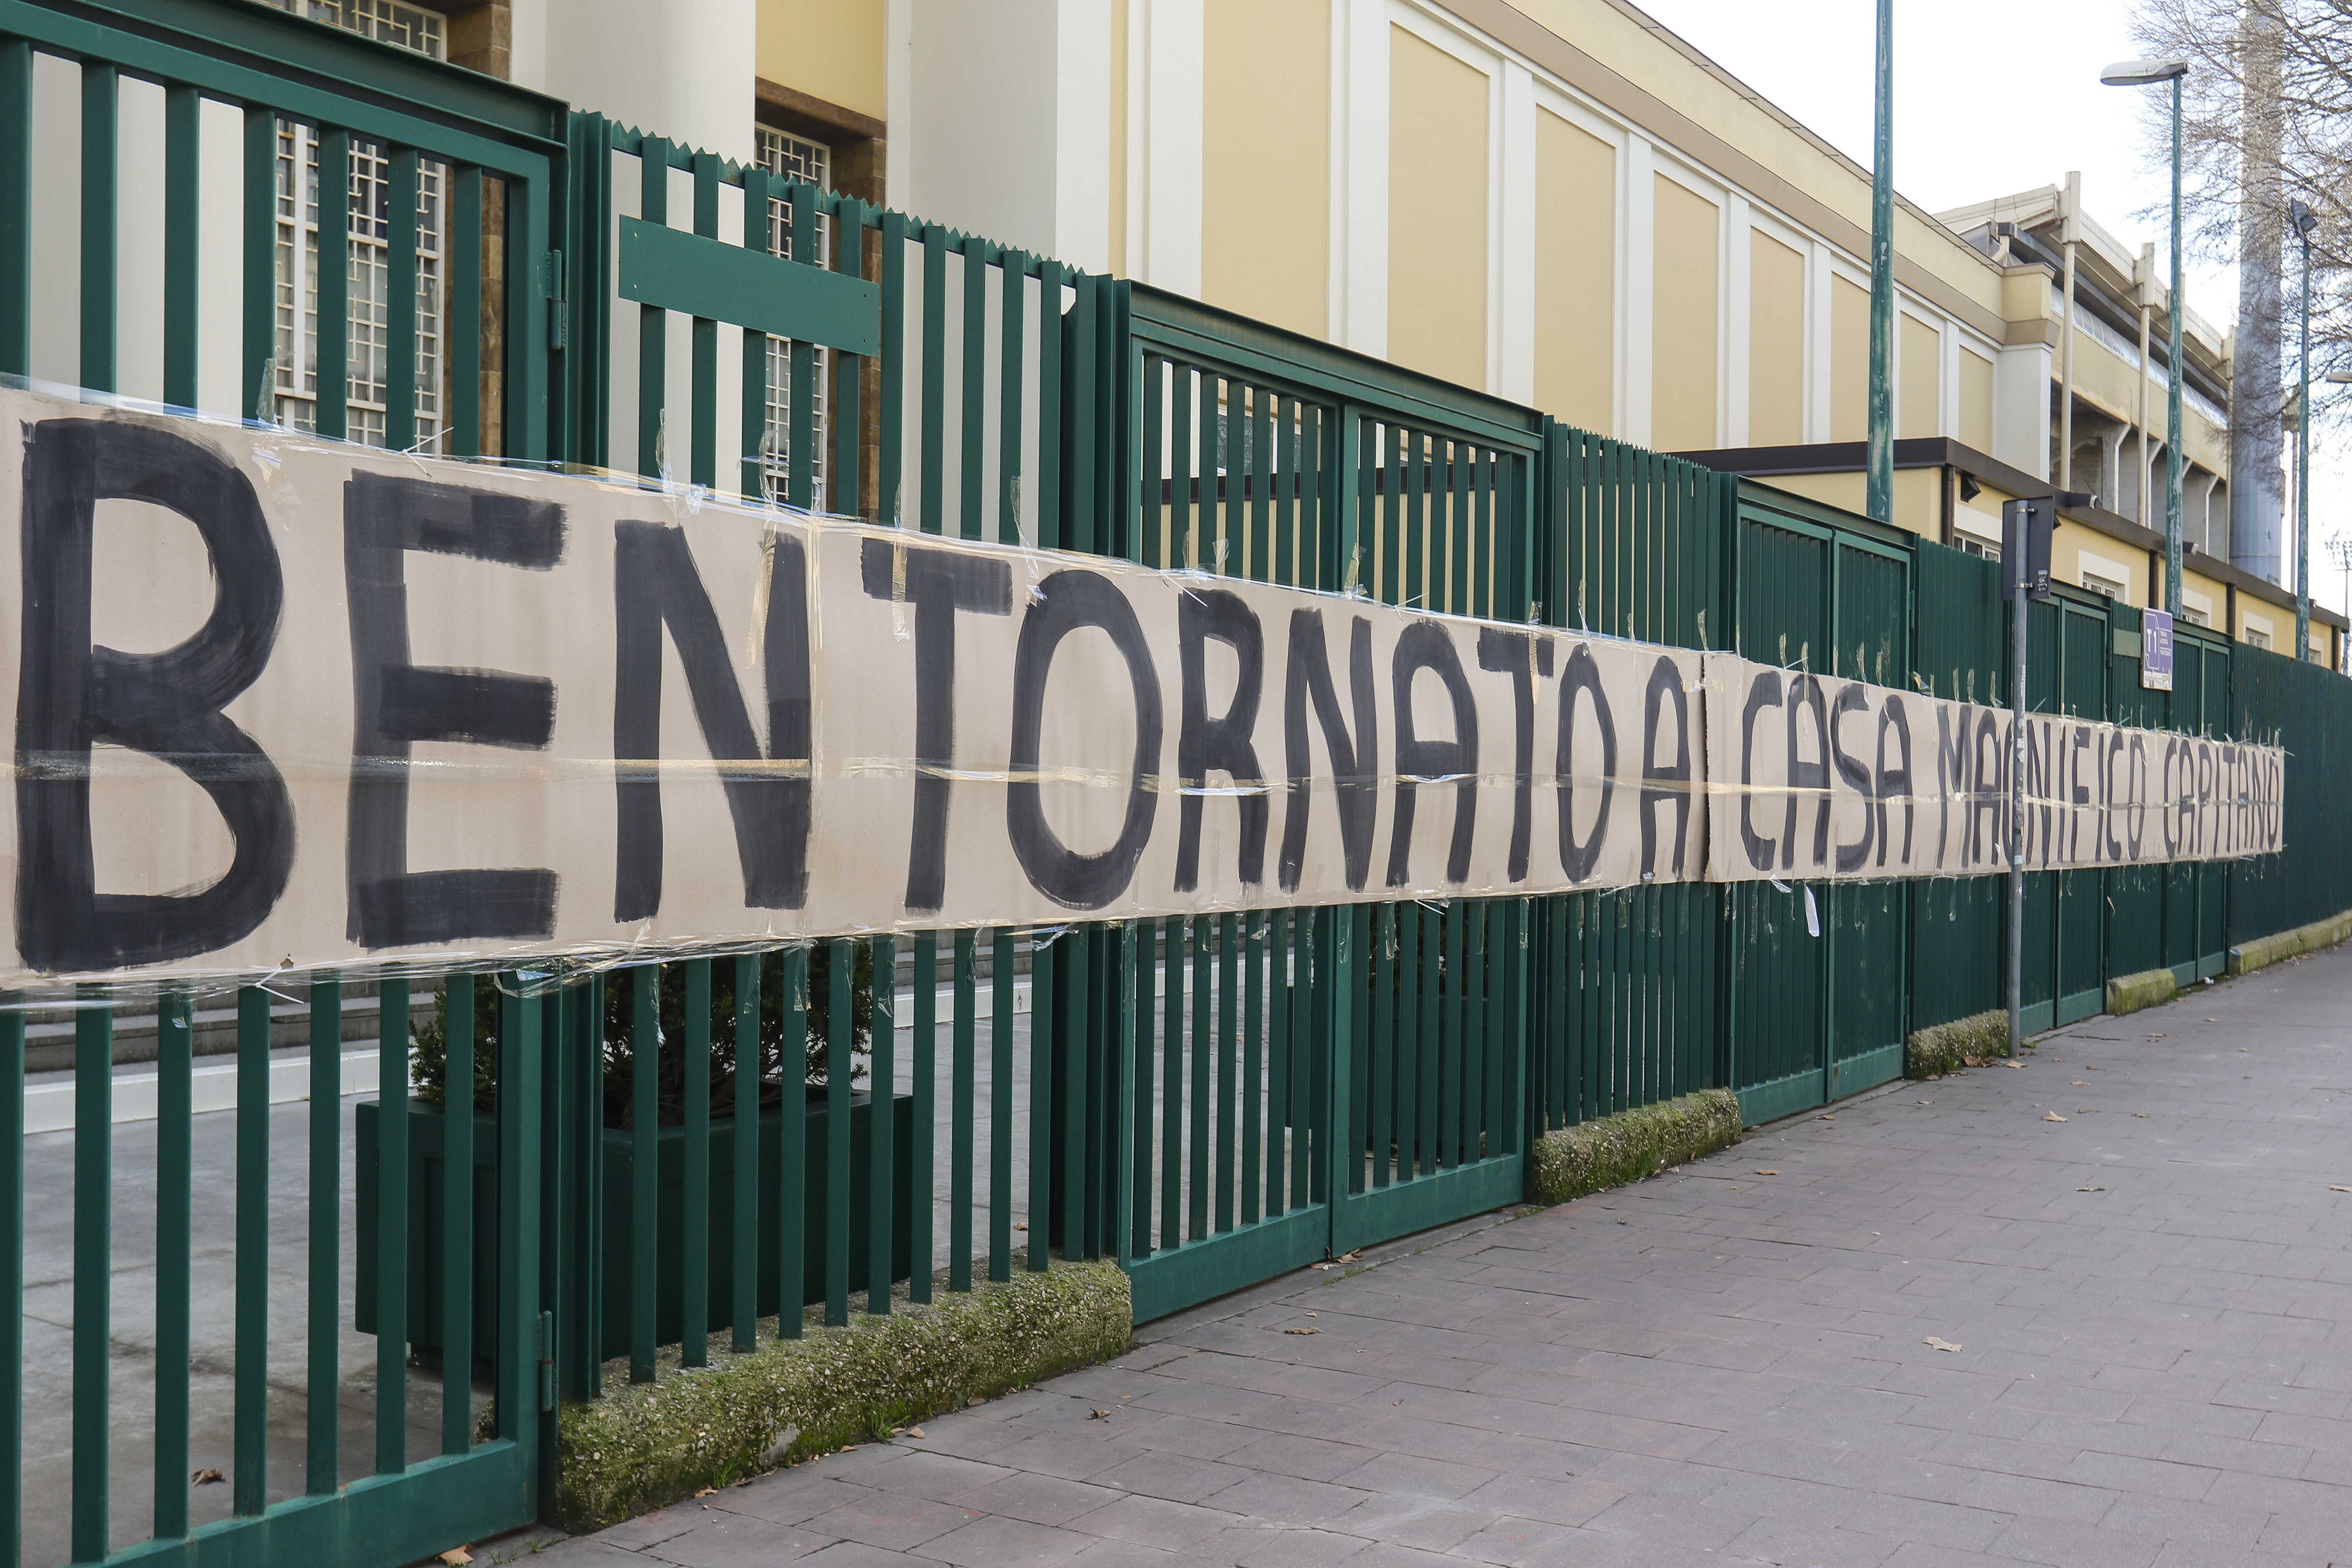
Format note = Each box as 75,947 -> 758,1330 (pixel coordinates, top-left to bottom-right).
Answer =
2142,607 -> 2175,691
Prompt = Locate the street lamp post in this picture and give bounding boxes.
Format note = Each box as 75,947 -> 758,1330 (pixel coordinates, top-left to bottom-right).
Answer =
2103,58 -> 2191,619
2292,200 -> 2318,661
1866,0 -> 1895,524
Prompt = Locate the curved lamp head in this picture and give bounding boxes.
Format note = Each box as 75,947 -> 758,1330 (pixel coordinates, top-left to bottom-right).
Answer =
2101,58 -> 2190,87
2291,200 -> 2320,242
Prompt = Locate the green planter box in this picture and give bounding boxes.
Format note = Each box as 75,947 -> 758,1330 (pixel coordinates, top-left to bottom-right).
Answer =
356,1090 -> 916,1368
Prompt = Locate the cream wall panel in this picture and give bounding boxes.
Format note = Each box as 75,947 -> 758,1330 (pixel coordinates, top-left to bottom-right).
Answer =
1386,22 -> 1488,389
1959,348 -> 1994,453
1747,227 -> 1804,447
1202,0 -> 1330,336
1534,106 -> 1614,434
1899,312 -> 1939,441
1649,171 -> 1717,451
758,0 -> 885,119
1830,272 -> 1868,443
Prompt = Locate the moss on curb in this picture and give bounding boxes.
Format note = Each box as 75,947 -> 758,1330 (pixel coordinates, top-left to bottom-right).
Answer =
2104,967 -> 2177,1016
551,1259 -> 1130,1533
2228,909 -> 2352,977
1530,1090 -> 1740,1205
1907,1009 -> 2009,1078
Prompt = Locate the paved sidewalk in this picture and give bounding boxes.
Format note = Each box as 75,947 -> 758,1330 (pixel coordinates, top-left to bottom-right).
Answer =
539,944 -> 2352,1568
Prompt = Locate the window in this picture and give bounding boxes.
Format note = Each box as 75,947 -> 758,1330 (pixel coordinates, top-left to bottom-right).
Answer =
262,0 -> 450,447
2246,626 -> 2273,652
758,125 -> 833,509
1957,536 -> 2001,564
2081,571 -> 2127,600
2178,605 -> 2211,628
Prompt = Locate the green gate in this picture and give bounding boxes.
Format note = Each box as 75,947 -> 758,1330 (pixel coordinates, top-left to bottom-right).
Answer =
0,3 -> 563,1563
1728,487 -> 1914,1123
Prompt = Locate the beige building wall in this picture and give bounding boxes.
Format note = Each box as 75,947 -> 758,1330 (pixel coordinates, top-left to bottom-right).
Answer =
1109,0 -> 1127,276
2052,521 -> 2148,608
1830,275 -> 1868,443
1534,107 -> 1614,434
1201,0 -> 1329,338
1748,229 -> 1804,447
1387,24 -> 1488,389
758,0 -> 884,119
1959,349 -> 1994,453
1650,173 -> 1718,451
1762,469 -> 1941,540
1898,313 -> 1938,441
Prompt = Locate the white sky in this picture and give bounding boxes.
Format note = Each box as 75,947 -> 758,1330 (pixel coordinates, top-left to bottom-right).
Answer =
1630,0 -> 2352,622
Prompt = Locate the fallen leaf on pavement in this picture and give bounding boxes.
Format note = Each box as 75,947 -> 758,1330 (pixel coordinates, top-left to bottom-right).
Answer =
1924,1338 -> 1963,1353
2132,1112 -> 2150,1118
439,1551 -> 473,1567
1089,1409 -> 1112,1419
2000,1061 -> 2024,1069
2331,1186 -> 2352,1194
2072,1081 -> 2091,1086
191,1469 -> 224,1486
1283,1326 -> 1320,1335
694,1487 -> 716,1498
2077,1186 -> 2105,1192
906,1427 -> 925,1438
1755,1169 -> 1779,1176
2044,1112 -> 2068,1122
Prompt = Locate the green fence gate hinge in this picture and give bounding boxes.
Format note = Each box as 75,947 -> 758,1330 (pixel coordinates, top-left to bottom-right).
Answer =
536,1310 -> 557,1412
544,249 -> 568,352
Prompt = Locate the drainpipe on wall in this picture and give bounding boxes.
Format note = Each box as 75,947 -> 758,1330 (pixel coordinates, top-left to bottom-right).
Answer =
2058,172 -> 2082,491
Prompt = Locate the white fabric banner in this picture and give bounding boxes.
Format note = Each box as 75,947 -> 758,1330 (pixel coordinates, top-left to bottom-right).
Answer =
0,388 -> 2281,988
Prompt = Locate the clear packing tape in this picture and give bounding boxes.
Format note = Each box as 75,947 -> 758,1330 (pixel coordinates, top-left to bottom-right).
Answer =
0,381 -> 2286,1001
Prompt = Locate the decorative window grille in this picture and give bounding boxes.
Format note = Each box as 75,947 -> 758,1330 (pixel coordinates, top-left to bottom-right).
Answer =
263,0 -> 449,449
758,124 -> 832,509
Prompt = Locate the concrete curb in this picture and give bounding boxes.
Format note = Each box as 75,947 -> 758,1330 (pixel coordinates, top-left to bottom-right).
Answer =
1529,1089 -> 1741,1206
2228,910 -> 2352,977
2104,967 -> 2179,1016
549,1258 -> 1130,1533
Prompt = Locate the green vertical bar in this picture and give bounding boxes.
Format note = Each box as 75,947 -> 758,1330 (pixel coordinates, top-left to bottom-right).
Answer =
918,226 -> 945,533
637,138 -> 669,477
826,940 -> 853,1323
833,197 -> 866,517
71,995 -> 110,1562
146,992 -> 187,1538
1028,935 -> 1054,1271
911,935 -> 937,1303
630,966 -> 658,1375
0,40 -> 28,377
961,237 -> 987,540
1197,365 -> 1217,569
1370,906 -> 1394,1188
1465,905 -> 1488,1161
79,63 -> 116,395
1170,363 -> 1194,568
868,935 -> 896,1313
1266,914 -> 1290,1214
733,953 -> 760,1349
1418,908 -> 1441,1170
161,85 -> 200,408
1037,265 -> 1064,550
493,980 -> 539,1453
448,165 -> 482,456
1396,902 -> 1421,1179
1068,274 -> 1099,556
1188,916 -> 1210,1240
1139,355 -> 1164,568
1160,919 -> 1183,1246
371,979 -> 407,1479
1060,932 -> 1088,1259
1215,914 -> 1237,1233
1250,388 -> 1272,581
1290,911 -> 1314,1208
950,931 -> 975,1292
304,981 -> 340,1492
242,106 -> 276,422
385,149 -> 419,450
440,977 -> 474,1453
737,167 -> 770,497
683,958 -> 711,1363
999,251 -> 1028,545
1241,916 -> 1263,1223
315,129 -> 350,439
777,950 -> 806,1338
989,930 -> 1014,1282
0,995 -> 19,1559
879,210 -> 907,523
1128,926 -> 1154,1253
689,153 -> 718,487
1326,909 -> 1362,1227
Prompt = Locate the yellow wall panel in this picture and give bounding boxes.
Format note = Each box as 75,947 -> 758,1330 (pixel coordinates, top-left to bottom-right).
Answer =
1959,348 -> 1994,453
1747,229 -> 1804,447
1899,313 -> 1939,440
1534,108 -> 1613,434
1204,0 -> 1329,336
1650,174 -> 1718,451
757,0 -> 885,121
1830,274 -> 1868,443
1387,26 -> 1487,388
